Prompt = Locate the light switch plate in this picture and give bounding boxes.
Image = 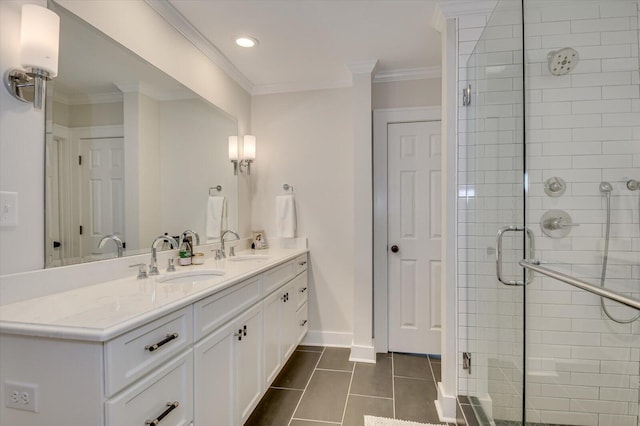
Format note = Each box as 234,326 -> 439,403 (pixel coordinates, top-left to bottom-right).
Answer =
0,191 -> 18,227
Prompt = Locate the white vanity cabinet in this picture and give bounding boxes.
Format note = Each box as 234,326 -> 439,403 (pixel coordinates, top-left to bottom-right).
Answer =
194,303 -> 263,425
263,254 -> 309,387
0,249 -> 309,426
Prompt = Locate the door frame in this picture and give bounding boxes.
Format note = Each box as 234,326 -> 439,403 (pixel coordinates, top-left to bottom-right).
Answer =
373,106 -> 441,353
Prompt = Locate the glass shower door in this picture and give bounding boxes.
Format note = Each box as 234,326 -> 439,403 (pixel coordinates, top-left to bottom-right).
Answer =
459,0 -> 527,424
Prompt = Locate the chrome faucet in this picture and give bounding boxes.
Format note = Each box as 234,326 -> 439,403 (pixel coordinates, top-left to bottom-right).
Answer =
180,229 -> 200,247
98,235 -> 124,257
220,230 -> 240,258
150,235 -> 179,275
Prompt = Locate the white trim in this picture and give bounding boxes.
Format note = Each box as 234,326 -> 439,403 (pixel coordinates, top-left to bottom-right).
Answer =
251,79 -> 352,96
437,0 -> 497,18
372,106 -> 441,355
301,330 -> 353,348
373,67 -> 441,84
346,60 -> 379,75
432,3 -> 447,33
144,0 -> 253,94
435,382 -> 458,424
349,344 -> 376,364
53,92 -> 124,106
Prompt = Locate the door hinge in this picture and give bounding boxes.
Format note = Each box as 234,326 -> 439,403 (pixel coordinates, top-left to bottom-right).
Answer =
78,155 -> 82,166
463,352 -> 472,374
79,225 -> 83,235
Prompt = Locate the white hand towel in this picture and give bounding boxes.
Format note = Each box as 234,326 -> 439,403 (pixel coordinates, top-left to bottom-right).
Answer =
276,194 -> 297,238
206,196 -> 227,240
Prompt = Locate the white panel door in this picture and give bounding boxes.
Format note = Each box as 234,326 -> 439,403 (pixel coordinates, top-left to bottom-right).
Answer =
80,137 -> 125,256
388,121 -> 442,355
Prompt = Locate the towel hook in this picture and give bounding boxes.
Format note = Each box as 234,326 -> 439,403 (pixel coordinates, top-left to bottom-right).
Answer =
209,185 -> 222,195
282,184 -> 294,192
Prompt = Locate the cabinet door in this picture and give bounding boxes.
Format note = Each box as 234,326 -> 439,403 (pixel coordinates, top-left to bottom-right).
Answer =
281,280 -> 298,362
194,321 -> 236,426
236,304 -> 264,424
263,288 -> 284,386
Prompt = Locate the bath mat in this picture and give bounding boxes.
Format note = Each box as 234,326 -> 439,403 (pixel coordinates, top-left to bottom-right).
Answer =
363,415 -> 447,426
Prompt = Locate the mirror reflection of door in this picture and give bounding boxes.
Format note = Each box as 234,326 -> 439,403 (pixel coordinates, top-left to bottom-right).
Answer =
79,136 -> 125,257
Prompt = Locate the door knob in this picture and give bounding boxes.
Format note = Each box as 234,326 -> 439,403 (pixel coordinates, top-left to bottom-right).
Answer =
390,245 -> 399,253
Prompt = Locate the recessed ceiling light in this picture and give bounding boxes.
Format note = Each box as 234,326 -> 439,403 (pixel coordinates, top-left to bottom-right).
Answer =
235,36 -> 258,48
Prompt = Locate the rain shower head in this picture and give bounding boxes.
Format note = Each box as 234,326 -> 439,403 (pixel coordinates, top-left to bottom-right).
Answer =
548,47 -> 579,76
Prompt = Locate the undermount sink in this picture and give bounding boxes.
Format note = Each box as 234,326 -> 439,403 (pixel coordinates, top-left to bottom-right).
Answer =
228,254 -> 271,262
156,269 -> 225,284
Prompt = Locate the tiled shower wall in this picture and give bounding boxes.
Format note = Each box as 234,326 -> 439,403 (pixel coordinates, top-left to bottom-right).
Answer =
524,1 -> 639,425
457,0 -> 640,425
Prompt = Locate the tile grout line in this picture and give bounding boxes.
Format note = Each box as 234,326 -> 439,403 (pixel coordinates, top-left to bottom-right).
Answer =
349,393 -> 394,401
338,360 -> 357,425
391,352 -> 396,419
287,346 -> 326,426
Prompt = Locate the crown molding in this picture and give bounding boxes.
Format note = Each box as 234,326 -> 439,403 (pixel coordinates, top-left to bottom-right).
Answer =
373,66 -> 441,83
115,82 -> 196,102
437,0 -> 497,18
346,60 -> 379,76
54,92 -> 124,106
252,79 -> 352,96
144,0 -> 253,94
432,2 -> 447,33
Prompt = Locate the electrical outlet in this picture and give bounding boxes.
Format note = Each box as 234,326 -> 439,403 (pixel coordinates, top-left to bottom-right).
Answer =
4,381 -> 38,412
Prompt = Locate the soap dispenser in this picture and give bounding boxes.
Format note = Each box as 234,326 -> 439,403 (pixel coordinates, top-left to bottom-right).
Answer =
179,236 -> 192,266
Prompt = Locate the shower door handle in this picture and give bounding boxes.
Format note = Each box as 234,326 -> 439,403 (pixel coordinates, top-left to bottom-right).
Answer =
496,226 -> 535,286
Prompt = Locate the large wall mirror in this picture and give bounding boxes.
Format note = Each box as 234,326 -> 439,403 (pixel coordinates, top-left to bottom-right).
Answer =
45,2 -> 238,267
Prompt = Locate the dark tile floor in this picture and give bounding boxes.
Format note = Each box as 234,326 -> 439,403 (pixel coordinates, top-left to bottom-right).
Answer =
246,346 -> 478,426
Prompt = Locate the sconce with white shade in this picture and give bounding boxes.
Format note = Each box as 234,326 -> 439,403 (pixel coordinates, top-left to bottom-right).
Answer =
229,135 -> 257,175
4,4 -> 60,110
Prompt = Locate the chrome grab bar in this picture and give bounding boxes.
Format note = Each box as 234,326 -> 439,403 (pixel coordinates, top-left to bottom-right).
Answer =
520,260 -> 640,311
496,226 -> 535,286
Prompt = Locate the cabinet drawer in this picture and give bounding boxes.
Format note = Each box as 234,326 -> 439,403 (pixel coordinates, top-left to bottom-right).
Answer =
294,271 -> 308,310
106,349 -> 193,426
194,276 -> 261,341
105,307 -> 192,396
296,302 -> 308,344
263,260 -> 295,295
295,254 -> 308,275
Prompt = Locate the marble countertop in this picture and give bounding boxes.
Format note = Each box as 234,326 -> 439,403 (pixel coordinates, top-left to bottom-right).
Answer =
0,248 -> 307,342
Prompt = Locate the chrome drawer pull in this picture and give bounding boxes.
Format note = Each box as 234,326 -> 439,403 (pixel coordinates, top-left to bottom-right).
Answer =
145,333 -> 179,352
299,320 -> 308,327
145,401 -> 179,425
299,287 -> 307,293
299,261 -> 307,266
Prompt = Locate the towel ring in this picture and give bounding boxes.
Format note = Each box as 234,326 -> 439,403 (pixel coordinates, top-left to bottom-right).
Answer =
283,184 -> 294,192
209,185 -> 222,195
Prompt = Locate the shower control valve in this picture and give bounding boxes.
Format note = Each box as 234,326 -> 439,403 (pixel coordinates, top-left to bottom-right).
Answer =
541,210 -> 578,238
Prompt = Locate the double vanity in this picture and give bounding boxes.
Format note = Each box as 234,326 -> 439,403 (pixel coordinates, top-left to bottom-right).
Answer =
0,246 -> 309,426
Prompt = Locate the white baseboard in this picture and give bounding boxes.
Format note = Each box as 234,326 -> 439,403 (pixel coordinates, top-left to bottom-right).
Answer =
301,330 -> 352,348
436,381 -> 457,423
349,343 -> 376,363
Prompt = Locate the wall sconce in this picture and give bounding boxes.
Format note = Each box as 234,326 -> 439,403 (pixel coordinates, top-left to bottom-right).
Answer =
4,4 -> 60,111
229,135 -> 256,175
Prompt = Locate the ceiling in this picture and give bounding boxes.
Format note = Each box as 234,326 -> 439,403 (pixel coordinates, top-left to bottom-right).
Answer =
156,0 -> 444,95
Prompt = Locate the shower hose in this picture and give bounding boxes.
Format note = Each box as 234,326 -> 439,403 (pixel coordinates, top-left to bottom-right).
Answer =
600,190 -> 640,323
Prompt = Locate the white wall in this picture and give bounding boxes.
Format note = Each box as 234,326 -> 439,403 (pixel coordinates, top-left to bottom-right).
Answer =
0,0 -> 48,274
373,78 -> 442,109
251,88 -> 355,344
0,0 -> 251,274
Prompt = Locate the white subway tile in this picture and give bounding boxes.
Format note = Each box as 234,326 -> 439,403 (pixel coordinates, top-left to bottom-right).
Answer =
572,17 -> 631,33
572,71 -> 632,88
540,411 -> 598,426
573,154 -> 633,168
603,85 -> 640,99
579,44 -> 632,60
543,87 -> 601,102
572,99 -> 632,114
541,5 -> 600,22
526,21 -> 572,37
602,58 -> 640,72
599,2 -> 640,18
602,112 -> 640,126
570,398 -> 628,415
598,414 -> 638,426
543,114 -> 602,129
601,30 -> 637,45
541,32 -> 601,49
573,126 -> 634,141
